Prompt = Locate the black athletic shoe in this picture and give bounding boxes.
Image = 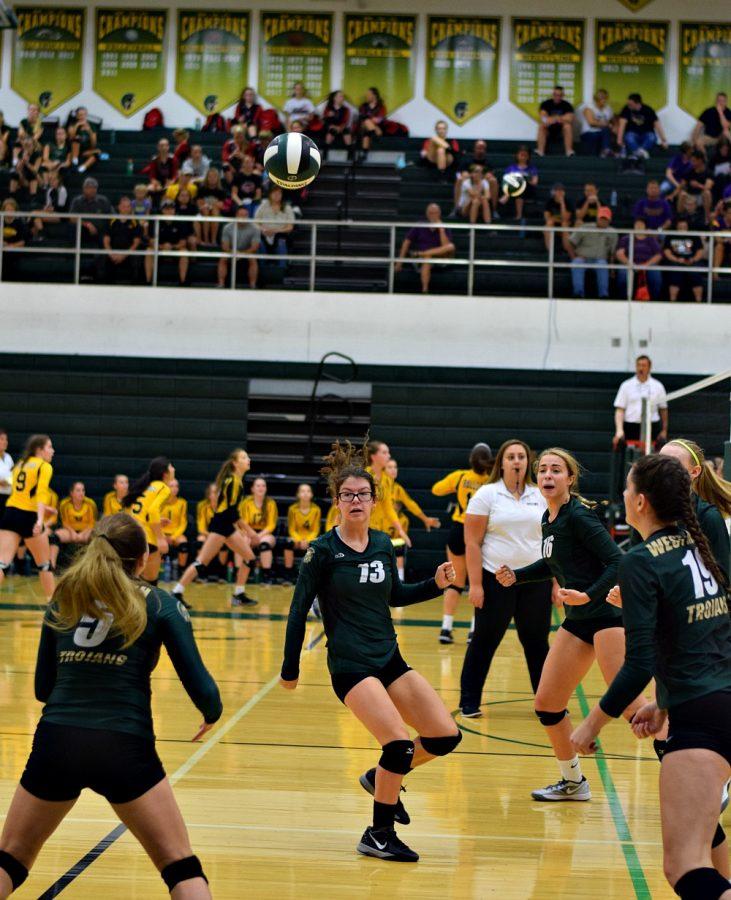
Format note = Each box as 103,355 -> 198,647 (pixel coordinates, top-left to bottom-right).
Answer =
231,593 -> 258,607
439,628 -> 454,644
460,705 -> 482,718
356,827 -> 418,862
359,768 -> 410,825
173,592 -> 192,610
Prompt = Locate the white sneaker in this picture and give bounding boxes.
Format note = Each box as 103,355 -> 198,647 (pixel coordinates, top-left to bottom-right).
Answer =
721,778 -> 730,815
531,777 -> 591,802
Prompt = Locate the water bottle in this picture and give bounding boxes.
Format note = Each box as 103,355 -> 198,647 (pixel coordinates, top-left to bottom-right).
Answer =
226,561 -> 234,583
163,557 -> 171,582
610,190 -> 618,207
194,117 -> 201,131
126,158 -> 134,176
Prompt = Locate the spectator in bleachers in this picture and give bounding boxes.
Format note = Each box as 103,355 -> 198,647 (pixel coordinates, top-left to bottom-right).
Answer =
1,198 -> 30,279
250,130 -> 272,173
68,107 -> 100,174
580,89 -> 615,157
40,126 -> 71,187
712,203 -> 731,281
662,217 -> 706,302
457,165 -> 492,224
679,150 -> 714,223
284,82 -> 315,133
101,196 -> 142,283
164,168 -> 198,203
357,87 -> 387,155
52,481 -> 97,566
32,171 -> 69,240
238,477 -> 278,583
102,474 -> 128,516
395,202 -> 455,294
710,139 -> 731,209
230,154 -> 262,214
692,92 -> 731,151
0,428 -> 13,519
661,142 -> 693,200
421,120 -> 459,173
131,183 -> 152,218
171,128 -> 190,166
202,110 -> 227,133
678,193 -> 706,232
174,187 -> 198,251
254,185 -> 294,265
536,85 -> 575,158
499,146 -> 538,222
574,181 -> 602,226
543,182 -> 573,253
142,138 -> 179,198
145,198 -> 187,285
222,125 -> 251,173
217,205 -> 259,289
196,167 -> 228,245
454,140 -> 498,210
632,180 -> 673,231
232,87 -> 263,138
322,90 -> 352,158
16,103 -> 42,146
617,93 -> 668,159
9,137 -> 41,202
0,112 -> 11,167
616,217 -> 663,300
567,205 -> 617,299
181,144 -> 210,184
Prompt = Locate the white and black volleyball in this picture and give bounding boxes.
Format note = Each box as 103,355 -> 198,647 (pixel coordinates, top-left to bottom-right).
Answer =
502,172 -> 527,198
264,133 -> 321,190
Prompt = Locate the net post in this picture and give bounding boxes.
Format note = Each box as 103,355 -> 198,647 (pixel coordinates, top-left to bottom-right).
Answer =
641,397 -> 652,455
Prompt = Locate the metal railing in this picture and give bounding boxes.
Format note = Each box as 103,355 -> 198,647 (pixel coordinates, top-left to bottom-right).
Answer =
1,211 -> 729,301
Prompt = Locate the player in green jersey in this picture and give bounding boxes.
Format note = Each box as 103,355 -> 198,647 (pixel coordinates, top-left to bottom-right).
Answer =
496,447 -> 647,802
0,514 -> 221,898
571,454 -> 731,900
280,441 -> 460,863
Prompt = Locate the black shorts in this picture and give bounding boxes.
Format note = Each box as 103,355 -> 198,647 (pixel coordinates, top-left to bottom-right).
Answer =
0,507 -> 37,539
0,495 -> 8,516
447,520 -> 465,556
665,690 -> 731,766
392,542 -> 405,559
561,614 -> 623,646
331,646 -> 411,705
21,721 -> 166,804
209,508 -> 239,537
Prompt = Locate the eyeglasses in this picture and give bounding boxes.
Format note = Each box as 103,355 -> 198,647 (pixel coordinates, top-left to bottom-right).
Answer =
337,490 -> 374,503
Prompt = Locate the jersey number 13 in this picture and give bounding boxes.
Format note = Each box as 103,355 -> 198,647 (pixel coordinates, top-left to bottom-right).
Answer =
358,561 -> 386,583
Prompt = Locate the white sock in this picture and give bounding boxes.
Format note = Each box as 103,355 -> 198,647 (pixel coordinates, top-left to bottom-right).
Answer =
559,756 -> 582,783
234,586 -> 245,596
442,614 -> 454,630
398,568 -> 404,581
470,615 -> 475,631
172,583 -> 183,594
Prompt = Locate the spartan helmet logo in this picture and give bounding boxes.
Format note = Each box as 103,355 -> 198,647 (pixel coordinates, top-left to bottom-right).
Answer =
39,91 -> 53,110
454,101 -> 468,120
204,94 -> 218,112
121,93 -> 135,111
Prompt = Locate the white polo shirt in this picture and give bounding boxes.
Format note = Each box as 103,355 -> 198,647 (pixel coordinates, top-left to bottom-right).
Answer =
613,375 -> 667,424
0,452 -> 14,496
466,480 -> 546,573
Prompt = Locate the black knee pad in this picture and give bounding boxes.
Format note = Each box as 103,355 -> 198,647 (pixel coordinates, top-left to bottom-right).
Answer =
535,709 -> 568,726
192,559 -> 205,570
447,583 -> 465,593
161,855 -> 207,892
48,533 -> 60,547
420,731 -> 462,756
0,850 -> 29,890
177,541 -> 189,556
38,561 -> 53,572
0,561 -> 10,572
712,823 -> 726,849
379,739 -> 415,775
674,867 -> 731,899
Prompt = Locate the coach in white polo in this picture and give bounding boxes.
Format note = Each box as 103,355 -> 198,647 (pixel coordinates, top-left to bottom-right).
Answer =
612,354 -> 668,448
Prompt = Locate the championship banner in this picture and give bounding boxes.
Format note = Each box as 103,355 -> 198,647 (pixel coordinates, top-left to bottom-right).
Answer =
616,0 -> 655,11
510,19 -> 584,122
94,9 -> 167,117
11,7 -> 84,113
176,11 -> 250,115
595,20 -> 668,112
425,16 -> 500,124
678,23 -> 731,118
258,12 -> 332,110
343,14 -> 415,114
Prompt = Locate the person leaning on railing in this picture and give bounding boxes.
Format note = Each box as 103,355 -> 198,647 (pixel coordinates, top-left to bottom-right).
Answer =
567,206 -> 617,299
711,203 -> 731,281
395,202 -> 455,295
615,217 -> 663,300
217,206 -> 260,289
662,217 -> 707,302
69,177 -> 112,249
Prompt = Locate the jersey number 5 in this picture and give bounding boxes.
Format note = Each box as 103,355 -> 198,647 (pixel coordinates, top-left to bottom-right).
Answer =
73,612 -> 114,647
358,561 -> 386,584
681,549 -> 718,600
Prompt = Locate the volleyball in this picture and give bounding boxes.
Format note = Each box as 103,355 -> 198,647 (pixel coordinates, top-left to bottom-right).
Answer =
502,172 -> 527,198
264,133 -> 322,190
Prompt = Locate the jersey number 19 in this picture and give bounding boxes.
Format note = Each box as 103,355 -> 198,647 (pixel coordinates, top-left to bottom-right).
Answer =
681,549 -> 718,600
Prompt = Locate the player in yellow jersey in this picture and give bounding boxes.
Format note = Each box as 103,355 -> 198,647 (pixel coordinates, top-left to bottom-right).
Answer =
384,458 -> 440,581
42,488 -> 59,530
51,482 -> 98,568
160,478 -> 189,577
239,477 -> 279,584
324,501 -> 340,531
431,443 -> 492,644
0,434 -> 56,599
102,473 -> 129,517
173,449 -> 256,607
365,440 -> 411,547
283,483 -> 321,582
194,483 -> 227,582
122,456 -> 175,585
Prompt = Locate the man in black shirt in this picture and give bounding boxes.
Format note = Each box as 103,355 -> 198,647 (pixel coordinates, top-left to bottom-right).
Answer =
617,93 -> 668,159
662,217 -> 706,302
102,196 -> 142,283
693,92 -> 731,151
536,86 -> 574,157
69,177 -> 113,247
680,150 -> 715,222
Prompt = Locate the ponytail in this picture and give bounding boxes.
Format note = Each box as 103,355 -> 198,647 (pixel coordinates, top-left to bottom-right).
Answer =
214,448 -> 247,498
667,439 -> 731,518
123,456 -> 171,508
18,433 -> 51,467
50,513 -> 149,647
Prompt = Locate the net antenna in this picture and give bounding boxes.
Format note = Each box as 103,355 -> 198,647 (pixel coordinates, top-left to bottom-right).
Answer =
0,0 -> 18,29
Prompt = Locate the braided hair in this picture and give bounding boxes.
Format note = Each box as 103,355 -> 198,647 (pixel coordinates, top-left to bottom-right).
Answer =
321,439 -> 376,500
631,454 -> 727,588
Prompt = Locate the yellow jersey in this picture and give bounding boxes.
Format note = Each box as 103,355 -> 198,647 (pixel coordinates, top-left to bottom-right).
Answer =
367,466 -> 400,534
287,503 -> 322,542
215,475 -> 243,513
127,480 -> 171,545
103,491 -> 124,517
43,488 -> 59,527
59,497 -> 97,533
7,456 -> 53,513
161,496 -> 188,538
387,509 -> 411,540
239,495 -> 278,533
324,503 -> 340,532
196,499 -> 215,535
431,469 -> 490,524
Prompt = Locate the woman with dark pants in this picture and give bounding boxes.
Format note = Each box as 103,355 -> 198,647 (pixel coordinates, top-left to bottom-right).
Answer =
459,440 -> 552,717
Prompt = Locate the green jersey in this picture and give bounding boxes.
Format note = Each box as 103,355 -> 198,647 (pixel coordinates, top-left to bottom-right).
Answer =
601,527 -> 731,717
281,528 -> 441,679
514,496 -> 622,621
35,587 -> 222,740
47,142 -> 69,163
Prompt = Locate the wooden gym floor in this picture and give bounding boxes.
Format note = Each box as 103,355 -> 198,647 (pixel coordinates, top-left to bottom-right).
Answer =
0,575 -> 697,898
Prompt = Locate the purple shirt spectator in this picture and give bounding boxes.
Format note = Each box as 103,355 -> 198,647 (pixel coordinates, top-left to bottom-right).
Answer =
617,233 -> 662,264
405,224 -> 454,253
504,162 -> 539,180
723,184 -> 731,200
631,197 -> 673,230
667,152 -> 693,182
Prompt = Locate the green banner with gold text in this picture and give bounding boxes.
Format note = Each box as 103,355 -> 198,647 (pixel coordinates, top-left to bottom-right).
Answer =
12,6 -> 84,113
258,11 -> 331,110
426,16 -> 500,124
595,20 -> 668,112
678,23 -> 731,118
342,14 -> 415,114
94,8 -> 167,117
